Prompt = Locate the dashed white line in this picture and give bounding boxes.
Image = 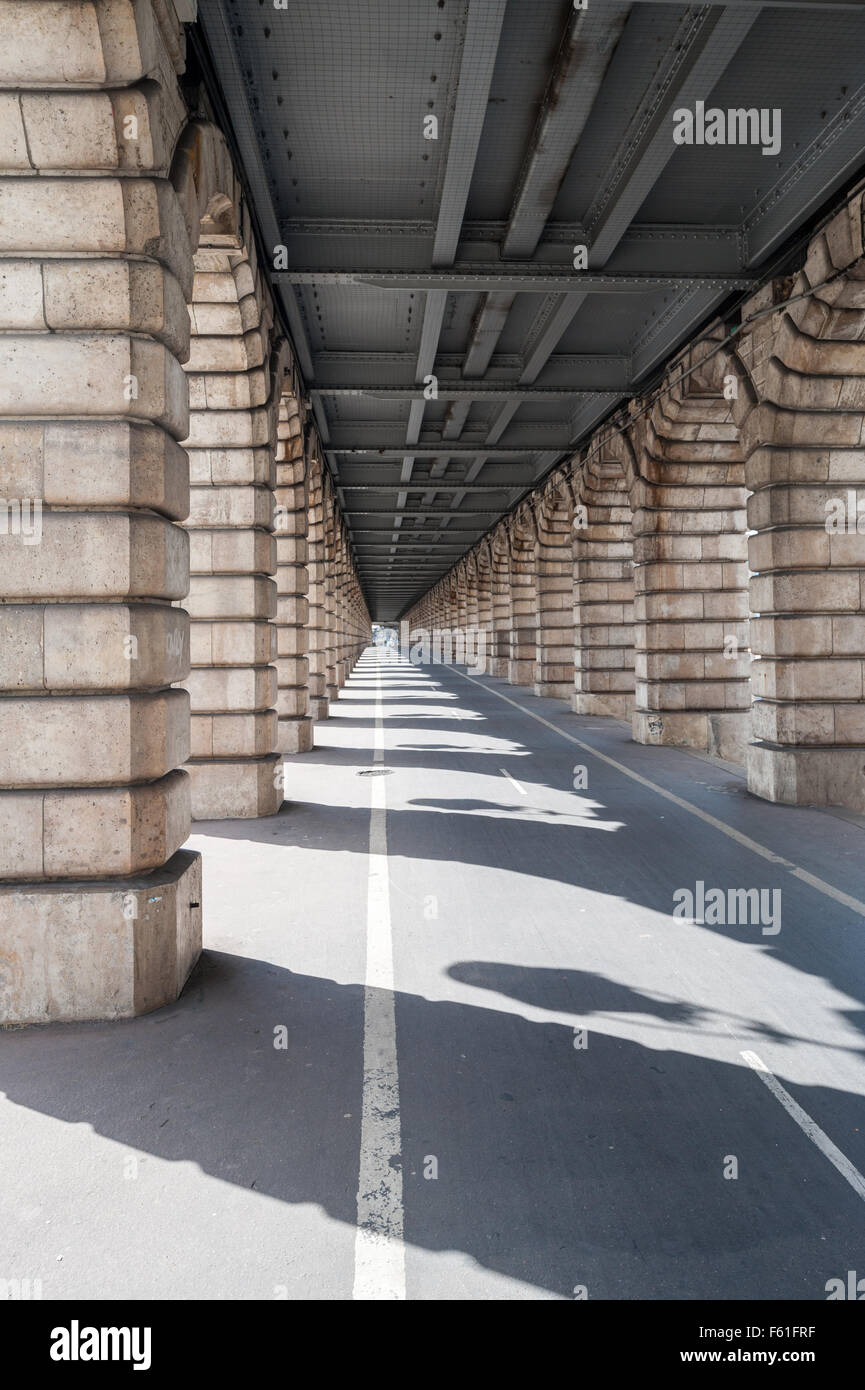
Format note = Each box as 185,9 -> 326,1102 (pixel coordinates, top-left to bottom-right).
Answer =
499,766 -> 527,796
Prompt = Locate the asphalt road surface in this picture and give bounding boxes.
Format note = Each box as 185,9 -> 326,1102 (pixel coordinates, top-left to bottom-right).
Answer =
2,648 -> 864,1300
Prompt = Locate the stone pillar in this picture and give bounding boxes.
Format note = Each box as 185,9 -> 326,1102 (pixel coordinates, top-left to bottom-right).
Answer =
508,512 -> 538,686
336,521 -> 350,688
182,240 -> 282,817
323,480 -> 338,705
274,390 -> 313,752
476,543 -> 494,673
628,336 -> 751,762
465,558 -> 480,634
735,193 -> 865,810
573,444 -> 636,718
306,450 -> 329,721
534,487 -> 575,700
354,564 -> 371,662
0,0 -> 200,1023
456,563 -> 469,645
490,529 -> 512,678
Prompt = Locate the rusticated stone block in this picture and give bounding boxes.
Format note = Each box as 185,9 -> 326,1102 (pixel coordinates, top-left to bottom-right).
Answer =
0,512 -> 189,600
0,602 -> 189,692
0,849 -> 202,1025
0,769 -> 190,881
0,689 -> 189,788
187,755 -> 282,820
0,419 -> 189,519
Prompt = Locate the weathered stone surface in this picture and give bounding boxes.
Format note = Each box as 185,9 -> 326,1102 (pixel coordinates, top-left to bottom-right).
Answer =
186,755 -> 282,820
0,689 -> 190,788
0,849 -> 202,1025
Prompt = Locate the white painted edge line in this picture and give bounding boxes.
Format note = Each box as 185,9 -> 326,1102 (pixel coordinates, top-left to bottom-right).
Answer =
499,766 -> 528,795
353,650 -> 406,1301
452,666 -> 865,920
740,1051 -> 865,1204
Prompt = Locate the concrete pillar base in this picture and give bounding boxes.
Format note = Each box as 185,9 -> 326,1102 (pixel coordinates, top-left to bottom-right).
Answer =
279,717 -> 314,754
188,756 -> 282,820
747,742 -> 865,813
508,660 -> 535,686
310,698 -> 329,722
534,682 -> 571,701
0,850 -> 202,1026
633,710 -> 748,763
573,692 -> 633,720
489,658 -> 508,679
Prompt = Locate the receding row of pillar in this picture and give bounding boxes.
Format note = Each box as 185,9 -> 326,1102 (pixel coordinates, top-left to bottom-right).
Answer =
406,187 -> 865,819
0,0 -> 370,1024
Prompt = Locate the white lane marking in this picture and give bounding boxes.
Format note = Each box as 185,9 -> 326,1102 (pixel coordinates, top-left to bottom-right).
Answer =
499,766 -> 527,796
740,1051 -> 865,1204
353,651 -> 405,1301
451,666 -> 865,920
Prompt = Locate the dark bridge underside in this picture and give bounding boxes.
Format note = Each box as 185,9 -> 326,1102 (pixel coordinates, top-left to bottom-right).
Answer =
198,0 -> 865,620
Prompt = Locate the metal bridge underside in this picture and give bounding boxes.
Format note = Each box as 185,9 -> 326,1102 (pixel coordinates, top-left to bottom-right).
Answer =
200,0 -> 865,619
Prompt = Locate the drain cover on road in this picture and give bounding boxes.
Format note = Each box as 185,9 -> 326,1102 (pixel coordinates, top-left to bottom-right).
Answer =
356,767 -> 393,776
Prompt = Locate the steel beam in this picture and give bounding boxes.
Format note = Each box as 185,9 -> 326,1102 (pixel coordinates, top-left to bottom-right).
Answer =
583,7 -> 762,265
332,444 -> 565,457
313,383 -> 621,400
277,268 -> 754,293
336,482 -> 525,492
349,507 -> 502,518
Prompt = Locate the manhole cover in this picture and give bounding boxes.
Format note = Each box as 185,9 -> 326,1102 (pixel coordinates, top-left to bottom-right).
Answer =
356,767 -> 394,776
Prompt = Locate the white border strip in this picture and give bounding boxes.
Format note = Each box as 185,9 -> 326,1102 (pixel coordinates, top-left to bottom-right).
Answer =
740,1051 -> 865,1204
353,651 -> 406,1300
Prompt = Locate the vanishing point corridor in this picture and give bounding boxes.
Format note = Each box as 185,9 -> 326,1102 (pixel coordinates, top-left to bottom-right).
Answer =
4,0 -> 865,1329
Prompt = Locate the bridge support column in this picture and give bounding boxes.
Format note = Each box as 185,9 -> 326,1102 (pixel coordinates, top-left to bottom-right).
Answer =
0,0 -> 200,1022
182,243 -> 281,817
274,393 -> 313,753
307,455 -> 329,721
489,530 -> 512,678
534,488 -> 575,700
738,196 -> 865,811
508,513 -> 539,686
324,487 -> 338,706
628,339 -> 751,763
573,447 -> 636,718
475,545 -> 494,674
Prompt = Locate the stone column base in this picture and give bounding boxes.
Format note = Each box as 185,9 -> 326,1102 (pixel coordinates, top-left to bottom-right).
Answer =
747,742 -> 865,813
188,755 -> 282,819
310,698 -> 329,721
508,660 -> 535,686
279,716 -> 314,753
633,710 -> 748,763
489,658 -> 508,678
534,681 -> 572,701
0,850 -> 201,1026
573,692 -> 634,719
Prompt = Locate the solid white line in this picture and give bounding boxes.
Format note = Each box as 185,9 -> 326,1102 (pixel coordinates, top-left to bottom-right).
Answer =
353,651 -> 406,1301
740,1051 -> 865,1203
451,665 -> 865,920
499,766 -> 527,795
